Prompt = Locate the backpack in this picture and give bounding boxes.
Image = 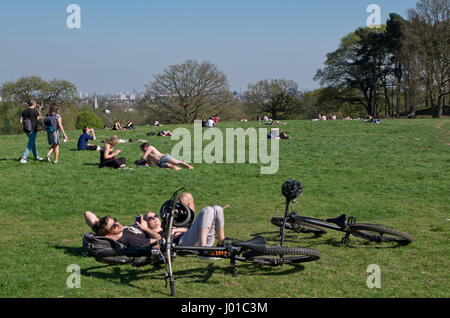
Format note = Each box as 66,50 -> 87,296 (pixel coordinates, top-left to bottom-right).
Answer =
22,118 -> 33,134
82,232 -> 126,257
44,115 -> 58,133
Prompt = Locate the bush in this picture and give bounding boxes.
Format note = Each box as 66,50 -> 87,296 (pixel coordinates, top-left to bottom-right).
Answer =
76,111 -> 103,129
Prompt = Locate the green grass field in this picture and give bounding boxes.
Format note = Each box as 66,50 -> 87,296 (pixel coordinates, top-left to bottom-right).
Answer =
0,119 -> 449,298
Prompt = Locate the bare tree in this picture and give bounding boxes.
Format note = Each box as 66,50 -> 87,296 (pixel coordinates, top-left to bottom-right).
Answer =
146,60 -> 232,123
244,79 -> 301,120
407,0 -> 449,117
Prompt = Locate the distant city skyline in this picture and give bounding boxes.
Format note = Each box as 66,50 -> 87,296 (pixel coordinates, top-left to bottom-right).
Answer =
0,0 -> 418,94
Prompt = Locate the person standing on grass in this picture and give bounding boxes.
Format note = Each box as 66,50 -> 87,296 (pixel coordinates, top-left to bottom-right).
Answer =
19,100 -> 44,163
45,104 -> 69,164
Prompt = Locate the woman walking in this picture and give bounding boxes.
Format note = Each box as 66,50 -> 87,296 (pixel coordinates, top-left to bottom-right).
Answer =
45,104 -> 69,164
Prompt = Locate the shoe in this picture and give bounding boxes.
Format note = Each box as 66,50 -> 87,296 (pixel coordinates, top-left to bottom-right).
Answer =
36,157 -> 44,161
197,255 -> 221,261
119,166 -> 134,171
46,154 -> 51,162
20,158 -> 27,163
53,161 -> 59,164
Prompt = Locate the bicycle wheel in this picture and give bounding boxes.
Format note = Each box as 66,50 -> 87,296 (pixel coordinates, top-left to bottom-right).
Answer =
271,217 -> 328,235
348,223 -> 413,244
240,245 -> 321,266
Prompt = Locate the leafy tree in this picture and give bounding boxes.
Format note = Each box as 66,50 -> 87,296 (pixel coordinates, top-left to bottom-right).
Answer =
76,111 -> 103,129
0,76 -> 79,133
1,77 -> 77,113
1,76 -> 49,110
314,27 -> 389,117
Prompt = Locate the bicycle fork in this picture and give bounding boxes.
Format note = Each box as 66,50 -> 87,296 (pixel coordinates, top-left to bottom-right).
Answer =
341,216 -> 356,245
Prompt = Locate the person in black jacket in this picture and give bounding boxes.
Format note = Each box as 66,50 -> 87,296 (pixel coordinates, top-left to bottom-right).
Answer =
19,100 -> 43,163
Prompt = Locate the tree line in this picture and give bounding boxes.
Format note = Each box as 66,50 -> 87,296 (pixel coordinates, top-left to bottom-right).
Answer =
1,0 -> 447,135
315,0 -> 448,118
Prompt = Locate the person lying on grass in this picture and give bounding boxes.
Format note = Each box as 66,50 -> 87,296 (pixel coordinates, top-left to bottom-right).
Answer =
86,214 -> 159,248
139,142 -> 194,170
140,192 -> 229,249
84,193 -> 229,252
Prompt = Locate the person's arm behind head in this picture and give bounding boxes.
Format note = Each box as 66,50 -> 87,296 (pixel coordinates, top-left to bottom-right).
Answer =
84,211 -> 99,231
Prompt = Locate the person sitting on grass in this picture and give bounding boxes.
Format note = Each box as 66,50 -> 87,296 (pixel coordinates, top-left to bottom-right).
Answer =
125,121 -> 134,129
77,126 -> 100,151
112,120 -> 124,130
99,135 -> 128,169
140,143 -> 193,170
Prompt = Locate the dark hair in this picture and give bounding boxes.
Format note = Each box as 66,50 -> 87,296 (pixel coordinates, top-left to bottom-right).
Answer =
46,103 -> 59,117
92,216 -> 111,236
140,143 -> 149,151
83,126 -> 89,134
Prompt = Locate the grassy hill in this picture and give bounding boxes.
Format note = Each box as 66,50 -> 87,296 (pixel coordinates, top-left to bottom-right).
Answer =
0,119 -> 448,297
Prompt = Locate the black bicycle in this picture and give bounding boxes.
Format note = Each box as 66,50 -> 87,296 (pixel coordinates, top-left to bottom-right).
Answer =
272,180 -> 414,246
84,187 -> 321,296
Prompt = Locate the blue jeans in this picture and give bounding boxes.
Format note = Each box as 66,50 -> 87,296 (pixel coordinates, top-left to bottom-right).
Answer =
22,132 -> 39,159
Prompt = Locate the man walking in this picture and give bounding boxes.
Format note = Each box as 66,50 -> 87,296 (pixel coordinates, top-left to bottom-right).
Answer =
19,100 -> 43,163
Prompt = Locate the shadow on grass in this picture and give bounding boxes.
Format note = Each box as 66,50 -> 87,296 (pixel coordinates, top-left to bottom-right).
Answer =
0,157 -> 48,162
82,163 -> 100,167
54,245 -> 83,256
54,245 -> 307,296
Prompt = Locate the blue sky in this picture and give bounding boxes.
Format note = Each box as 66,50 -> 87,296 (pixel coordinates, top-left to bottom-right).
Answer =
0,0 -> 418,94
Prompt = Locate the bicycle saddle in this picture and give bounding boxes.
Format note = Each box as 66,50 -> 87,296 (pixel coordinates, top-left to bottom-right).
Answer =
326,214 -> 347,228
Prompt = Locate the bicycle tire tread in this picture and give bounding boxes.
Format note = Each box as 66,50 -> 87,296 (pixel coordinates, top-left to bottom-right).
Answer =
349,223 -> 413,243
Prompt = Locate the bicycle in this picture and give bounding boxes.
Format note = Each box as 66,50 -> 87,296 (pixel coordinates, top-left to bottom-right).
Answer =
272,180 -> 414,246
85,187 -> 321,296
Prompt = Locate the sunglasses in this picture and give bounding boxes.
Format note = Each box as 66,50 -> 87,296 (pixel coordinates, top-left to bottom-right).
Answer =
147,215 -> 159,221
109,217 -> 119,230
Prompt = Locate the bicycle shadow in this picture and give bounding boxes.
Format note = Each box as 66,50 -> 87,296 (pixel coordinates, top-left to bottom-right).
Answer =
70,257 -> 306,297
249,231 -> 325,247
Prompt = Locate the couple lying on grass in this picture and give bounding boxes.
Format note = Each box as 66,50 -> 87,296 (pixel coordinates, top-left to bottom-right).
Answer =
99,136 -> 193,171
84,192 -> 228,257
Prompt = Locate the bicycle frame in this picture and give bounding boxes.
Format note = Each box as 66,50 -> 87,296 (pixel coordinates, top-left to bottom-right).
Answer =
294,215 -> 347,232
279,199 -> 357,246
163,188 -> 246,296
